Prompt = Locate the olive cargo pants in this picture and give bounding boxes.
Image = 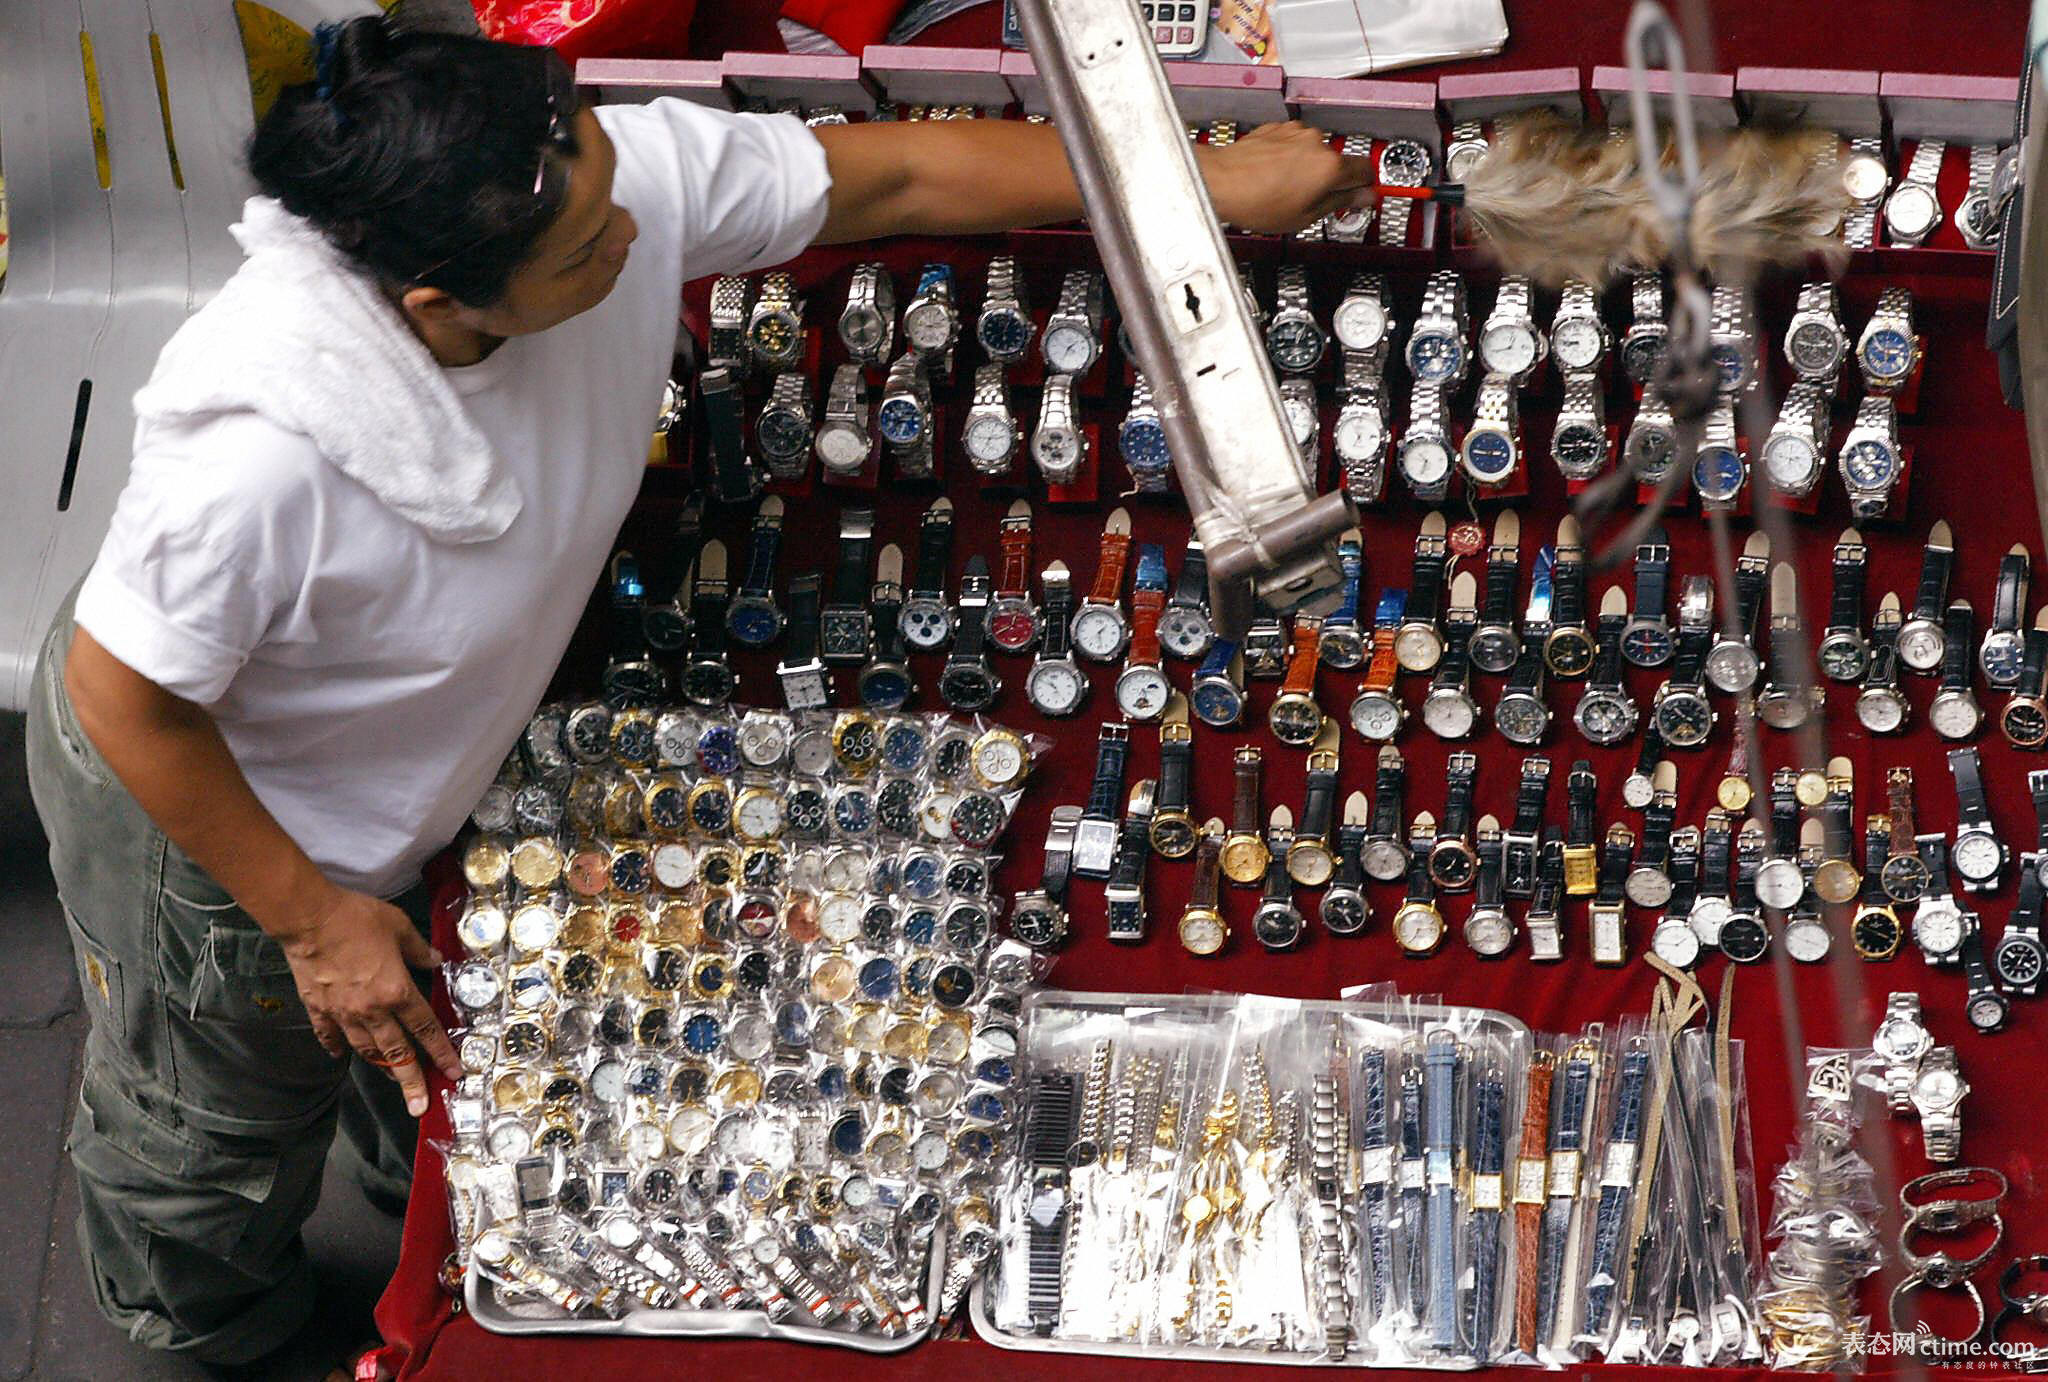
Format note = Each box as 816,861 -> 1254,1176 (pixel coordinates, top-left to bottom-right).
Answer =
26,596 -> 429,1365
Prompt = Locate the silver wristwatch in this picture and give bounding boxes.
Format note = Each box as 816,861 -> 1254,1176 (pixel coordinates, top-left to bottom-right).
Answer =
1692,399 -> 1747,510
1549,279 -> 1609,376
880,353 -> 934,478
1460,373 -> 1520,488
902,262 -> 960,361
754,371 -> 815,480
1279,377 -> 1320,480
1479,275 -> 1546,383
1872,991 -> 1933,1114
1620,272 -> 1667,384
1883,138 -> 1946,247
1837,394 -> 1904,519
1119,373 -> 1172,494
1032,372 -> 1086,485
1708,283 -> 1757,396
1403,269 -> 1469,389
1332,271 -> 1392,364
1857,286 -> 1920,394
1377,138 -> 1433,246
1444,120 -> 1489,182
1334,358 -> 1390,503
1911,1044 -> 1968,1163
961,362 -> 1019,476
708,274 -> 751,373
1397,380 -> 1453,502
1957,143 -> 2005,249
975,254 -> 1033,363
1266,264 -> 1328,375
1760,381 -> 1829,499
1623,385 -> 1677,484
1782,281 -> 1847,385
813,363 -> 872,476
1840,136 -> 1890,249
1552,374 -> 1608,481
1042,269 -> 1104,377
837,262 -> 896,366
1325,134 -> 1374,242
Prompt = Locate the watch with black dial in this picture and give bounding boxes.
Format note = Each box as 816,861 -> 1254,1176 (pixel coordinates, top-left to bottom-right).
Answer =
1817,530 -> 1871,682
1319,536 -> 1368,670
1949,745 -> 2007,894
1621,531 -> 1674,668
1428,752 -> 1481,892
1466,817 -> 1515,958
1270,613 -> 1329,746
1852,816 -> 1904,961
1221,746 -> 1272,885
1562,760 -> 1599,898
1362,746 -> 1411,883
1321,792 -> 1373,937
1392,812 -> 1447,956
937,556 -> 1001,713
820,508 -> 876,668
699,366 -> 766,503
1112,545 -> 1171,723
1898,520 -> 1956,675
1625,762 -> 1677,908
1999,610 -> 2048,748
1589,823 -> 1634,967
1242,810 -> 1308,956
1813,762 -> 1863,905
1858,594 -> 1910,734
639,495 -> 703,662
1265,264 -> 1328,375
1756,563 -> 1817,731
726,497 -> 786,649
1024,562 -> 1088,718
1348,591 -> 1409,742
1419,572 -> 1480,740
1982,544 -> 2033,690
682,540 -> 738,707
1689,809 -> 1735,950
1929,601 -> 1983,741
1149,694 -> 1198,859
1070,509 -> 1133,665
774,574 -> 831,711
976,254 -> 1032,363
988,500 -> 1041,655
1493,615 -> 1552,747
1242,614 -> 1288,681
1396,512 -> 1451,673
1009,806 -> 1078,950
1288,726 -> 1342,886
1719,820 -> 1772,964
1621,272 -> 1667,383
1190,636 -> 1245,729
1624,386 -> 1677,485
1072,723 -> 1131,881
1178,820 -> 1230,956
601,552 -> 664,710
755,371 -> 815,481
1754,768 -> 1806,912
1552,375 -> 1610,481
1962,926 -> 2011,1033
857,543 -> 915,710
1651,576 -> 1717,748
1104,780 -> 1156,945
1161,538 -> 1216,663
1649,825 -> 1704,968
1993,851 -> 2046,995
1881,768 -> 1932,903
1525,833 -> 1566,962
1542,517 -> 1595,679
899,497 -> 956,652
1470,512 -> 1523,675
1574,587 -> 1639,748
1502,756 -> 1550,900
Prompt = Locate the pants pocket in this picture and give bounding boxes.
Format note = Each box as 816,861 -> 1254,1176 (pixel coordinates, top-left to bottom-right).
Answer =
63,907 -> 128,1045
187,920 -> 312,1030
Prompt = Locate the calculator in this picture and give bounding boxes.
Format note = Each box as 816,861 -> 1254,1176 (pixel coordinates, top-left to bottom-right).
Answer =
1003,0 -> 1212,59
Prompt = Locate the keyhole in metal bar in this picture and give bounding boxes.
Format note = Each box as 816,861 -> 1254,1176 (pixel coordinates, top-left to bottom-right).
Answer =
1182,283 -> 1203,322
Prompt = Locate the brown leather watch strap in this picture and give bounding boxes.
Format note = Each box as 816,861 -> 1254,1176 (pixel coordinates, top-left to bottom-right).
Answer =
1189,825 -> 1224,907
1281,615 -> 1324,696
1887,766 -> 1918,843
1129,584 -> 1166,665
1231,747 -> 1264,832
1512,1050 -> 1556,1355
1087,511 -> 1133,604
1363,625 -> 1401,693
997,511 -> 1033,598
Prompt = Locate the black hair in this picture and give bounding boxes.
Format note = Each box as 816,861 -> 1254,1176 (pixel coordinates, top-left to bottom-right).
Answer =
246,17 -> 577,307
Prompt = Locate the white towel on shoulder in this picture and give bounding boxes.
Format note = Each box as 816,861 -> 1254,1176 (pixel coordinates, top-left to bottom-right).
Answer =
130,196 -> 523,544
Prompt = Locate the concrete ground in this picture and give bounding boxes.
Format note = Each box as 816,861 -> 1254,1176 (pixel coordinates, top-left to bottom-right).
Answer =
0,712 -> 401,1382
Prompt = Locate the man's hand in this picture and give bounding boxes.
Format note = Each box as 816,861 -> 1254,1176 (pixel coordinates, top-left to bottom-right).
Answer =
277,886 -> 461,1117
1200,122 -> 1372,234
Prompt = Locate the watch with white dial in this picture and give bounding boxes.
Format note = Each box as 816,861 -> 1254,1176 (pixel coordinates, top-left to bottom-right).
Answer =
1550,279 -> 1608,376
1032,372 -> 1085,486
902,261 -> 960,361
1929,600 -> 1983,741
1948,746 -> 2007,894
1070,509 -> 1133,664
1706,534 -> 1770,694
1025,562 -> 1088,718
1762,381 -> 1829,500
1840,135 -> 1890,249
1398,379 -> 1454,502
1883,138 -> 1946,246
898,498 -> 954,652
1479,275 -> 1546,382
838,261 -> 896,366
961,362 -> 1020,476
1333,272 -> 1392,358
1042,269 -> 1104,377
1160,539 -> 1215,662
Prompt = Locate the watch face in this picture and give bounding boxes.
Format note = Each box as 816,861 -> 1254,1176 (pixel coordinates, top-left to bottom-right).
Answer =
1428,839 -> 1478,891
1995,934 -> 2045,988
1266,317 -> 1326,373
1269,695 -> 1324,745
1031,426 -> 1079,478
688,783 -> 732,835
841,306 -> 886,355
1010,899 -> 1067,949
738,715 -> 791,769
830,785 -> 875,836
727,600 -> 782,649
1651,921 -> 1702,968
1071,605 -> 1129,661
2005,699 -> 2048,746
1784,918 -> 1832,963
1553,319 -> 1604,371
1191,677 -> 1244,727
757,407 -> 811,458
1554,424 -> 1607,478
1179,910 -> 1228,956
1756,688 -> 1811,730
1967,991 -> 2010,1032
1421,689 -> 1477,740
1494,694 -> 1549,745
750,313 -> 798,362
1861,327 -> 1916,382
877,396 -> 925,446
950,793 -> 1007,849
1954,830 -> 2003,882
1692,446 -> 1745,502
1913,900 -> 1964,956
1929,691 -> 1982,740
1852,907 -> 1902,958
1118,417 -> 1172,476
904,303 -> 955,353
1705,642 -> 1760,694
1322,623 -> 1369,670
1544,627 -> 1595,678
1150,814 -> 1197,859
1622,623 -> 1674,668
1333,296 -> 1387,351
816,422 -> 870,473
1858,686 -> 1909,734
565,705 -> 612,763
898,597 -> 951,652
1320,889 -> 1367,936
1114,664 -> 1171,721
1624,425 -> 1675,482
1362,838 -> 1409,883
1025,659 -> 1087,716
1393,624 -> 1443,673
1710,342 -> 1751,392
1462,430 -> 1517,482
857,662 -> 913,711
964,414 -> 1017,465
971,733 -> 1028,790
786,788 -> 829,840
1335,409 -> 1385,463
1915,1067 -> 1961,1105
1253,902 -> 1305,951
1887,183 -> 1941,239
1392,903 -> 1445,954
1719,913 -> 1769,963
1281,395 -> 1317,449
978,308 -> 1032,360
1817,632 -> 1870,682
1687,896 -> 1730,945
1763,434 -> 1818,491
696,723 -> 741,776
987,598 -> 1039,653
1654,691 -> 1714,747
1406,331 -> 1465,385
1621,330 -> 1666,382
1787,321 -> 1845,377
1983,631 -> 2026,685
1160,607 -> 1215,661
1480,323 -> 1540,377
940,664 -> 998,712
1572,690 -> 1633,746
1379,140 -> 1432,186
880,722 -> 930,774
1842,439 -> 1898,490
734,791 -> 785,842
681,659 -> 736,706
1465,908 -> 1514,957
1044,324 -> 1096,375
1350,690 -> 1404,741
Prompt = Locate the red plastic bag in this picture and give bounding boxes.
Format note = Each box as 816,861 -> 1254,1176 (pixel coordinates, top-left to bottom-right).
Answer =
779,0 -> 909,52
472,0 -> 699,62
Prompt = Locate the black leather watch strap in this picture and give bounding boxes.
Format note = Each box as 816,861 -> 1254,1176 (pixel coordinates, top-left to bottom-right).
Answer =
1994,550 -> 2030,633
1442,755 -> 1478,838
913,505 -> 955,596
1039,571 -> 1076,660
784,575 -> 823,661
1597,828 -> 1632,905
1940,603 -> 1976,689
2021,628 -> 2048,696
1110,807 -> 1152,888
1914,536 -> 1954,622
1552,550 -> 1586,626
1482,547 -> 1519,626
1700,819 -> 1734,899
870,578 -> 908,663
1567,762 -> 1597,846
1433,615 -> 1475,689
1666,829 -> 1700,913
1591,612 -> 1627,687
1639,793 -> 1676,869
1172,540 -> 1209,609
831,510 -> 874,607
1371,756 -> 1407,838
740,510 -> 784,596
1829,543 -> 1868,631
1407,538 -> 1448,627
1866,614 -> 1902,687
1632,536 -> 1670,621
2030,770 -> 2048,848
1301,765 -> 1339,838
1734,556 -> 1769,638
1950,746 -> 1992,825
1918,833 -> 1954,895
1475,830 -> 1506,907
1405,833 -> 1437,901
1334,821 -> 1369,888
699,367 -> 761,503
1733,831 -> 1764,908
951,556 -> 994,662
1822,783 -> 1856,860
1085,726 -> 1131,821
1769,772 -> 1800,856
1158,732 -> 1194,812
1861,820 -> 1894,904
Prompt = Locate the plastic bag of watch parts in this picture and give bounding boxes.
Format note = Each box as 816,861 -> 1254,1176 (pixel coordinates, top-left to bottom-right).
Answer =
1569,1016 -> 1658,1359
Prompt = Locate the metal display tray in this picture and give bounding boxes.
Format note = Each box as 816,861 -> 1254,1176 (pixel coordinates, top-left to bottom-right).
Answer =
466,1223 -> 948,1353
969,992 -> 1530,1370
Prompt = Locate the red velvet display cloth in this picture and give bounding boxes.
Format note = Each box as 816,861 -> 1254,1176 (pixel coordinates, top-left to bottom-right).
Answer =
374,5 -> 2041,1378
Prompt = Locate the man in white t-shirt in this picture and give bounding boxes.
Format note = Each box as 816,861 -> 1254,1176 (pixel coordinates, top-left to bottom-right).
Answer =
24,12 -> 1359,1371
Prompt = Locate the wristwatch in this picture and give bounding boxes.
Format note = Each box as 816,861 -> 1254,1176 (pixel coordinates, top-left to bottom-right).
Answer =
902,262 -> 959,361
1252,806 -> 1307,951
726,497 -> 786,648
1873,992 -> 1934,1112
1470,512 -> 1523,674
1950,746 -> 2007,894
813,363 -> 873,477
1020,1069 -> 1078,1332
1190,636 -> 1245,728
1104,780 -> 1155,944
1852,817 -> 1904,960
1356,1048 -> 1397,1323
1465,818 -> 1515,957
1840,136 -> 1890,248
1911,1046 -> 1968,1163
1320,535 -> 1368,670
1708,283 -> 1757,395
637,495 -> 702,663
1031,372 -> 1086,486
1911,834 -> 1969,965
1461,373 -> 1522,489
1580,1039 -> 1652,1335
1622,386 -> 1677,485
699,366 -> 765,503
1348,591 -> 1409,742
746,270 -> 805,370
681,540 -> 737,707
1837,396 -> 1903,520
878,352 -> 935,478
1334,271 -> 1393,358
1757,563 -> 1816,731
1542,518 -> 1595,678
1265,264 -> 1327,375
1322,792 -> 1373,937
707,274 -> 750,372
1421,1030 -> 1464,1348
1589,823 -> 1633,967
988,500 -> 1041,655
1480,276 -> 1546,384
1010,806 -> 1079,950
1070,508 -> 1133,664
1150,694 -> 1197,859
1981,545 -> 2033,689
961,363 -> 1021,476
1428,752 -> 1481,892
1420,573 -> 1480,740
1221,746 -> 1271,884
1898,520 -> 1955,674
1957,142 -> 2007,249
1762,381 -> 1830,499
820,508 -> 875,668
1395,512 -> 1451,672
1289,730 -> 1342,886
1929,601 -> 1983,740
1445,120 -> 1490,181
1377,139 -> 1433,246
1552,375 -> 1609,481
1362,746 -> 1411,883
1621,273 -> 1669,384
1526,834 -> 1566,962
1704,533 -> 1770,694
1322,135 -> 1374,241
1178,820 -> 1230,955
1851,593 -> 1908,733
1719,821 -> 1773,964
1651,577 -> 1717,748
1041,269 -> 1104,376
1815,530 -> 1872,682
937,556 -> 1001,712
1993,851 -> 2046,995
857,543 -> 915,710
1857,287 -> 1920,393
1024,562 -> 1088,718
600,552 -> 663,711
1501,756 -> 1550,900
1575,587 -> 1639,747
1783,281 -> 1848,384
1117,374 -> 1172,493
1493,615 -> 1552,747
1243,613 -> 1288,681
1689,809 -> 1735,950
1550,279 -> 1608,375
1071,724 -> 1131,881
774,574 -> 830,710
1627,764 -> 1678,908
1270,613 -> 1328,746
2002,613 -> 2048,747
1160,538 -> 1215,662
1884,138 -> 1947,246
1335,364 -> 1391,503
1562,760 -> 1599,899
1113,545 -> 1171,722
1690,400 -> 1747,510
1620,531 -> 1674,668
1622,719 -> 1668,812
1649,825 -> 1704,968
1534,1041 -> 1595,1343
1962,926 -> 2010,1032
838,260 -> 896,365
1398,379 -> 1454,502
755,371 -> 815,480
1809,763 -> 1862,905
1392,813 -> 1447,956
1754,768 -> 1806,911
976,254 -> 1033,363
1405,269 -> 1470,388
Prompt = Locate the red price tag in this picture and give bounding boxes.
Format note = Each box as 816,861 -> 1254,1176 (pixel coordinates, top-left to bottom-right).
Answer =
1447,520 -> 1486,557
